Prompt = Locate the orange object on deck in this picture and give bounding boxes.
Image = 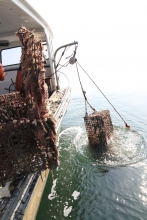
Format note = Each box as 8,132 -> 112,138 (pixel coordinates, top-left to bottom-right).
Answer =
0,63 -> 6,81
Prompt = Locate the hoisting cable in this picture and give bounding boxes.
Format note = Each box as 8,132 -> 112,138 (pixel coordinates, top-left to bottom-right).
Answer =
77,61 -> 130,129
75,62 -> 96,114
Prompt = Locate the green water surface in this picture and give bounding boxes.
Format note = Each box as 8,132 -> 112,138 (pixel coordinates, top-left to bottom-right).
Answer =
37,88 -> 147,220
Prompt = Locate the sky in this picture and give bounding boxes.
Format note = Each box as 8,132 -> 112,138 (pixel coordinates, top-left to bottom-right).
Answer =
29,0 -> 147,93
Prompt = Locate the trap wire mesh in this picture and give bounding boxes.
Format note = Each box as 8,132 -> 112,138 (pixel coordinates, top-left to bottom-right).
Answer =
0,92 -> 57,184
84,110 -> 113,147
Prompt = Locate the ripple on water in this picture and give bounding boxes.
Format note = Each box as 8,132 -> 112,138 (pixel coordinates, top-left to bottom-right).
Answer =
101,126 -> 147,167
41,126 -> 147,220
59,126 -> 147,167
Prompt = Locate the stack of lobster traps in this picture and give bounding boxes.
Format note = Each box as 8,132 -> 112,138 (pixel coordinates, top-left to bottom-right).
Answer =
0,92 -> 57,184
0,25 -> 59,184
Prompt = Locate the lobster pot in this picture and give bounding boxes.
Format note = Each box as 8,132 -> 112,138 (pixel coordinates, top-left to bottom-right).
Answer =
0,92 -> 57,184
84,110 -> 113,147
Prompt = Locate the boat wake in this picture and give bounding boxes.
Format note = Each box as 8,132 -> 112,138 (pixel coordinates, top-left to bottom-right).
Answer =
59,126 -> 147,167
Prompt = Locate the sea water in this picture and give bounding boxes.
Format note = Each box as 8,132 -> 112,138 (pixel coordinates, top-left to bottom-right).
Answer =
37,86 -> 147,220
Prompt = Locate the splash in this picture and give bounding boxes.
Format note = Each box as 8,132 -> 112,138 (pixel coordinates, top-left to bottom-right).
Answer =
101,127 -> 146,166
59,126 -> 146,167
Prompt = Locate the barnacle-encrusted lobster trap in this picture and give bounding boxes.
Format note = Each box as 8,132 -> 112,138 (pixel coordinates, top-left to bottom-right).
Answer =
0,93 -> 58,184
0,26 -> 58,184
84,110 -> 113,148
76,60 -> 130,148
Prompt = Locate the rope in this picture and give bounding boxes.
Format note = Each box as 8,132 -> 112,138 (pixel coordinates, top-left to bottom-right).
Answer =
77,61 -> 130,128
56,45 -> 71,68
57,61 -> 69,70
56,60 -> 69,72
75,62 -> 96,114
58,70 -> 70,87
56,47 -> 67,68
